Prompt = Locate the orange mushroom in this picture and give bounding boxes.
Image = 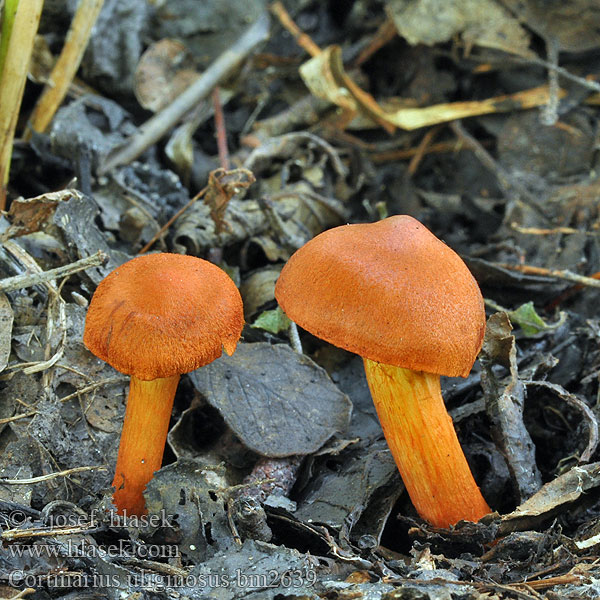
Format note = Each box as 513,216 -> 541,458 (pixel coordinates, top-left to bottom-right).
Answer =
84,253 -> 244,516
275,215 -> 490,528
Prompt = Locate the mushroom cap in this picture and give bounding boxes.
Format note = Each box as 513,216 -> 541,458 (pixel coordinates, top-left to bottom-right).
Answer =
275,215 -> 485,378
84,253 -> 244,380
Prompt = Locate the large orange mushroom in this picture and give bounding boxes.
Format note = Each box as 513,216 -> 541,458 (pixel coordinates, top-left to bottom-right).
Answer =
275,215 -> 490,528
84,253 -> 244,516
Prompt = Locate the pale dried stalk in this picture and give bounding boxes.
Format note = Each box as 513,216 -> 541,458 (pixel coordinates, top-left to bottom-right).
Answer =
25,0 -> 105,139
0,464 -> 107,485
0,249 -> 106,292
0,0 -> 44,206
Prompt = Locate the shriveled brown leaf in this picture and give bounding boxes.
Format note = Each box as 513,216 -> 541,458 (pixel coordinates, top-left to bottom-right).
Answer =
134,38 -> 200,112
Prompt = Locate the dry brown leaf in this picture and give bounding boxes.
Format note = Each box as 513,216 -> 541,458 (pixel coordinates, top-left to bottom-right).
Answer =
501,0 -> 600,52
2,190 -> 71,241
134,38 -> 200,112
387,0 -> 533,57
204,168 -> 256,234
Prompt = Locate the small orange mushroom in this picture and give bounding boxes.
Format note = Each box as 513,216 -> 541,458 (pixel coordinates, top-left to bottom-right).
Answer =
275,215 -> 490,528
84,253 -> 244,516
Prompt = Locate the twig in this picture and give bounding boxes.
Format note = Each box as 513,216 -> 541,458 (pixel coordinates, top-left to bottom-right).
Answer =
98,12 -> 270,174
1,524 -> 99,541
0,250 -> 107,292
2,239 -> 69,376
512,223 -> 598,236
494,262 -> 600,289
0,410 -> 36,425
24,0 -> 105,139
137,185 -> 207,254
59,376 -> 126,402
450,120 -> 546,214
371,138 -> 492,163
520,573 -> 585,591
270,1 -> 321,57
226,497 -> 243,546
510,55 -> 600,93
213,86 -> 230,170
407,124 -> 443,176
545,270 -> 600,310
0,465 -> 107,485
540,37 -> 560,125
288,321 -> 303,354
353,17 -> 397,67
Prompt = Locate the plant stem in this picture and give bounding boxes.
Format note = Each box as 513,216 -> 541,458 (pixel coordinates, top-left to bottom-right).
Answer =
363,358 -> 490,528
112,374 -> 180,516
0,0 -> 44,208
0,0 -> 19,79
25,0 -> 105,139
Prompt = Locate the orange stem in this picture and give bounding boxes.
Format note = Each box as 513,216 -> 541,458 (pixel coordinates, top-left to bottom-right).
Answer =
363,359 -> 490,528
112,374 -> 180,516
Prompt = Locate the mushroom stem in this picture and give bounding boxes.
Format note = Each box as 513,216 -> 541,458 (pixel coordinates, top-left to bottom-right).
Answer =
112,375 -> 180,516
363,359 -> 490,528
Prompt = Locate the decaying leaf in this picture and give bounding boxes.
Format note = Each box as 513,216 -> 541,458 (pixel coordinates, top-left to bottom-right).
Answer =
144,459 -> 233,562
204,168 -> 256,233
295,440 -> 400,537
500,462 -> 600,534
189,342 -> 352,457
52,190 -> 131,284
480,312 -> 542,501
240,266 -> 281,320
387,0 -> 533,57
174,133 -> 349,257
501,0 -> 600,52
1,190 -> 72,241
134,38 -> 200,112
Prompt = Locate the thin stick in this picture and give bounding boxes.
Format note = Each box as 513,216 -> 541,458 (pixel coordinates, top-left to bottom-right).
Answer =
540,37 -> 560,126
353,17 -> 397,67
98,12 -> 270,174
288,321 -> 303,354
213,86 -> 230,170
0,250 -> 107,292
2,525 -> 99,541
0,411 -> 37,425
270,1 -> 321,57
407,125 -> 443,176
24,0 -> 105,139
450,120 -> 545,214
137,186 -> 207,254
0,465 -> 107,485
495,262 -> 600,289
59,376 -> 126,402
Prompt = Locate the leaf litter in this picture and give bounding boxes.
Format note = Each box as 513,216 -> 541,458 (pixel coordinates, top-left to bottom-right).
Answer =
1,1 -> 600,599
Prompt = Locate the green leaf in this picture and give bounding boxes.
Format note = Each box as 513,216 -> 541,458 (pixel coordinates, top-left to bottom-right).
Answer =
251,306 -> 291,335
508,301 -> 565,337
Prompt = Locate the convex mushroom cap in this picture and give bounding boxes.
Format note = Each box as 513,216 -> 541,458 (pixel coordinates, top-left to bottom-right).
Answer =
84,253 -> 244,380
275,215 -> 485,377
